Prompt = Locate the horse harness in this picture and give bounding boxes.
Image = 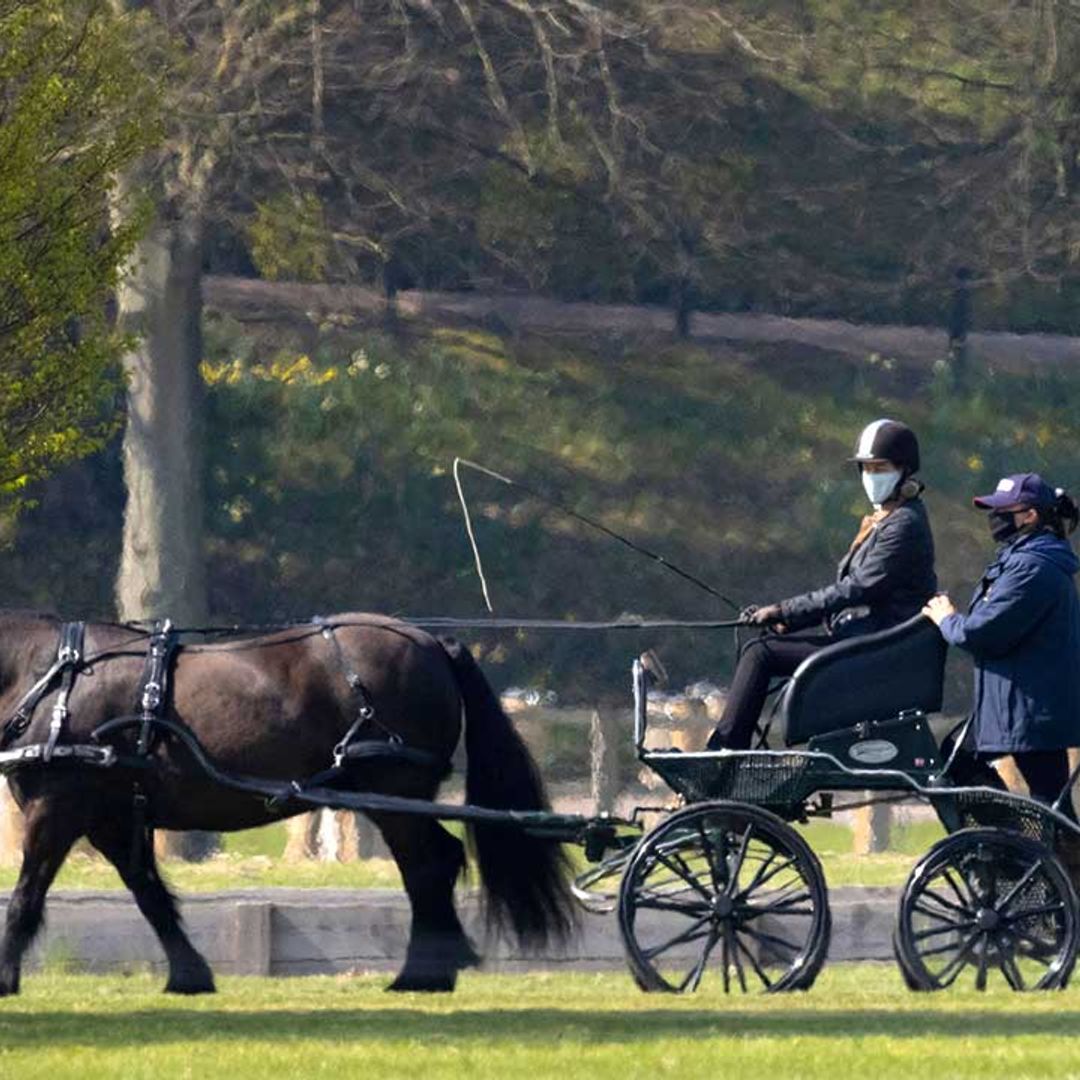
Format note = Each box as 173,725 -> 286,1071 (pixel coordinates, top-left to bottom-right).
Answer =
0,618 -> 445,814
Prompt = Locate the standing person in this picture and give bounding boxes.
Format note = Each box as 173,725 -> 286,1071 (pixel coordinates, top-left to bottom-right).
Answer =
707,419 -> 937,750
923,474 -> 1080,809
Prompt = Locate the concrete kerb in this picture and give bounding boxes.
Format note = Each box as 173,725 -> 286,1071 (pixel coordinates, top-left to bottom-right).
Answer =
0,886 -> 899,977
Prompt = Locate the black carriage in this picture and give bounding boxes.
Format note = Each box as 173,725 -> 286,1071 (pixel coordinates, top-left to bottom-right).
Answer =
581,614 -> 1080,994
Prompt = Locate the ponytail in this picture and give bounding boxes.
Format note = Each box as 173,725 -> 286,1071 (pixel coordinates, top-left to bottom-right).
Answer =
1042,488 -> 1080,538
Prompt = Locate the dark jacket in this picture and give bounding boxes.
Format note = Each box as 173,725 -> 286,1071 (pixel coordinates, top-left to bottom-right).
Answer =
940,529 -> 1080,753
779,497 -> 937,638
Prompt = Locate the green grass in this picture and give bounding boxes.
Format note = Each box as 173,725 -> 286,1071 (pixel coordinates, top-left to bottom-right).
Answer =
0,819 -> 946,894
2,967 -> 1080,1079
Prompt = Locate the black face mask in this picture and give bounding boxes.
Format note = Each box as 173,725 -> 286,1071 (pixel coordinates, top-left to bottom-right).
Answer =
989,510 -> 1020,543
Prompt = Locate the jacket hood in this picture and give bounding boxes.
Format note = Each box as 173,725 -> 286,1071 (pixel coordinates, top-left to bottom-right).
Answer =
1007,530 -> 1080,577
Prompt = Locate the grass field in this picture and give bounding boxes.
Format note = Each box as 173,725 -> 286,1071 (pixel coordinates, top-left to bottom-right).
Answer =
0,818 -> 948,893
2,967 -> 1079,1080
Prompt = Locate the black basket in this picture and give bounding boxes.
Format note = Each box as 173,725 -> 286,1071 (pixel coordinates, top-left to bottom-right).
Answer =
935,789 -> 1059,847
642,751 -> 813,811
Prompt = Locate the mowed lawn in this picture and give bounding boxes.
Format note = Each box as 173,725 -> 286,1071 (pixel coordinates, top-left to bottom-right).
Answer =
1,967 -> 1079,1080
0,818 -> 949,893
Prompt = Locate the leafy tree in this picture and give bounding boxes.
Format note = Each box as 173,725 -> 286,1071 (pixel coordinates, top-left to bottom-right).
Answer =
0,0 -> 156,519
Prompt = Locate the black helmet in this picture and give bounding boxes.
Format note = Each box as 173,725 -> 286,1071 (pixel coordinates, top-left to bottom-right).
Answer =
850,419 -> 920,474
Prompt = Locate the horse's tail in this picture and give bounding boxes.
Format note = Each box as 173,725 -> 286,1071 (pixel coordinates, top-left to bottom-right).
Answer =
440,637 -> 576,950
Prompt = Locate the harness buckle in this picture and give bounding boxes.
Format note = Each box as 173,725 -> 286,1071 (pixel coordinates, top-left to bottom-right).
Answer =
44,703 -> 67,762
141,681 -> 162,712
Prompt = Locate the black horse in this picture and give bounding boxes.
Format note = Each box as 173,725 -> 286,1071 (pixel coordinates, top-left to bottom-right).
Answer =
0,611 -> 574,996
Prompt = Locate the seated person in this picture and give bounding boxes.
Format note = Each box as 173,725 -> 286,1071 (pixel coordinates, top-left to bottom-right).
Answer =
707,419 -> 937,750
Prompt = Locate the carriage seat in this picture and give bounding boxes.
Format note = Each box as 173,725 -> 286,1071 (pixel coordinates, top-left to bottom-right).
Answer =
777,614 -> 947,746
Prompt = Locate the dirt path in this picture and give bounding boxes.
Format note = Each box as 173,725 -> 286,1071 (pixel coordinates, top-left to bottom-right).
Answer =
206,274 -> 1080,370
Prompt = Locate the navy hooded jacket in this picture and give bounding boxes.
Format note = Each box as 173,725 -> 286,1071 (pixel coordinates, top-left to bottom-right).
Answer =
940,529 -> 1080,753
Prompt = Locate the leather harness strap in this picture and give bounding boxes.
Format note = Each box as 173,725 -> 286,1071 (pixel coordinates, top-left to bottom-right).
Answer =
135,620 -> 178,757
313,617 -> 398,766
1,621 -> 86,751
129,620 -> 180,868
45,622 -> 85,762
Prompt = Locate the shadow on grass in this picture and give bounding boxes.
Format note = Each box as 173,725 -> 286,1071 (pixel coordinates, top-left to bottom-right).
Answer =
0,1008 -> 1079,1048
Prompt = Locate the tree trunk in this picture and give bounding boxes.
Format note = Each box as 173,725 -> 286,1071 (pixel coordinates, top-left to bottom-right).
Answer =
116,214 -> 208,625
116,211 -> 217,862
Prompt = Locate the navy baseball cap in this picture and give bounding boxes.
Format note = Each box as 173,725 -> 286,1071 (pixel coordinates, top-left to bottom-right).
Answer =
973,472 -> 1056,511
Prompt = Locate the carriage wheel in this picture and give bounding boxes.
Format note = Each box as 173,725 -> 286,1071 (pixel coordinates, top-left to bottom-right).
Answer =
896,828 -> 1079,991
618,801 -> 831,994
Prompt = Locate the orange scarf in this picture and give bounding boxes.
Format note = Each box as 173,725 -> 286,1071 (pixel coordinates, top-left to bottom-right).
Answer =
846,506 -> 892,558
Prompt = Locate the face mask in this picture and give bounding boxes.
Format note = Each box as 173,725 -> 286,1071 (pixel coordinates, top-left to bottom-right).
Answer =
989,510 -> 1020,543
862,469 -> 901,507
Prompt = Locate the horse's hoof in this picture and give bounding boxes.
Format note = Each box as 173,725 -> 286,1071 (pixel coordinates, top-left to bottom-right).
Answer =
387,972 -> 457,993
164,978 -> 216,995
0,976 -> 19,998
165,962 -> 216,995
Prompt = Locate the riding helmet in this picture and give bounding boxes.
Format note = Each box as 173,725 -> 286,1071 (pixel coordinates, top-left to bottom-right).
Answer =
850,419 -> 920,474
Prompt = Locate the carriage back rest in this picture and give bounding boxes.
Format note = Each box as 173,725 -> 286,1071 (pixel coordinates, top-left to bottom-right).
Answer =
779,615 -> 947,746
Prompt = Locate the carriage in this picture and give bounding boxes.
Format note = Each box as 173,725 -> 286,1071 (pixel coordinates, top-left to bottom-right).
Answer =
581,613 -> 1080,994
0,610 -> 1078,997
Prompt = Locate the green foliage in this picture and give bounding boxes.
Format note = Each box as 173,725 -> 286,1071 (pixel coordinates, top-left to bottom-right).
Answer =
191,318 -> 1080,700
0,0 -> 158,517
5,308 -> 1080,704
247,193 -> 334,283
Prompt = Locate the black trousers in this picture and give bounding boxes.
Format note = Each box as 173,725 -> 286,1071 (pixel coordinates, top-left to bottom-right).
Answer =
707,630 -> 832,750
943,724 -> 1076,817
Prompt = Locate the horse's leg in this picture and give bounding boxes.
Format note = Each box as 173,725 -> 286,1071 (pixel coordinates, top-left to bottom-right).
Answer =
375,814 -> 479,992
85,816 -> 215,995
0,796 -> 84,996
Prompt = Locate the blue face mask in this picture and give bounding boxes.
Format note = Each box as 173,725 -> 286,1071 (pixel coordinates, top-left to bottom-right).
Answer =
862,469 -> 901,507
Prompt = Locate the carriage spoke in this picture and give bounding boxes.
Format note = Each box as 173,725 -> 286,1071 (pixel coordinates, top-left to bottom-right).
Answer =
918,937 -> 977,959
636,895 -> 713,917
695,819 -> 728,894
935,930 -> 981,987
921,885 -> 972,918
997,945 -> 1026,990
679,927 -> 721,993
725,825 -> 754,896
974,936 -> 990,991
741,890 -> 814,919
652,851 -> 714,904
642,914 -> 713,960
994,859 -> 1044,915
1005,901 -> 1067,924
737,849 -> 779,898
738,922 -> 802,959
734,931 -> 771,990
913,899 -> 967,925
640,869 -> 702,898
737,853 -> 797,899
720,922 -> 731,993
943,866 -> 980,909
913,919 -> 978,942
